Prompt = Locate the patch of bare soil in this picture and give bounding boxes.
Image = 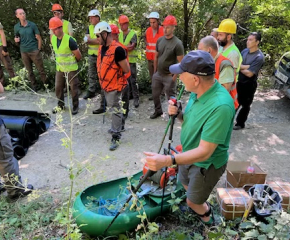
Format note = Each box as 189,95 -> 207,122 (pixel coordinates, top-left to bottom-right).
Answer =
1,87 -> 289,195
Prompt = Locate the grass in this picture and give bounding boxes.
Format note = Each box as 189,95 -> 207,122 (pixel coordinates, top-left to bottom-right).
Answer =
0,190 -> 64,240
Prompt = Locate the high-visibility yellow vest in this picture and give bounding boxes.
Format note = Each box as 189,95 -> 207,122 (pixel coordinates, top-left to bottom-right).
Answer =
119,30 -> 138,63
88,24 -> 99,55
62,20 -> 70,35
51,34 -> 78,72
221,43 -> 242,74
0,38 -> 2,46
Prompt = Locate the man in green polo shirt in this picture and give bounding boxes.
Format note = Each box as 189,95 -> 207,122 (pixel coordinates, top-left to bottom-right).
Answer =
14,8 -> 47,91
144,50 -> 235,225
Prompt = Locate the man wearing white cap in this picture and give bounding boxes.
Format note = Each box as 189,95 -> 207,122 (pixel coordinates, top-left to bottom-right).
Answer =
83,9 -> 101,100
145,12 -> 164,100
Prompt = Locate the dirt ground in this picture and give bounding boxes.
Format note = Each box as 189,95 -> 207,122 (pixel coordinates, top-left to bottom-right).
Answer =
0,86 -> 290,195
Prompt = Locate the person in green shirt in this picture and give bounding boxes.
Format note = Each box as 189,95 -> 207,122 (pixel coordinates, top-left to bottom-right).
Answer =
14,8 -> 47,91
144,50 -> 235,225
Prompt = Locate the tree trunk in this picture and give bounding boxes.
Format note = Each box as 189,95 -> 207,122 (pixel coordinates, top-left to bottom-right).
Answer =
227,0 -> 238,18
183,0 -> 189,51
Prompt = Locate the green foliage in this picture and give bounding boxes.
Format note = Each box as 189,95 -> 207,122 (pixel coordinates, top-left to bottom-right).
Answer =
0,194 -> 58,239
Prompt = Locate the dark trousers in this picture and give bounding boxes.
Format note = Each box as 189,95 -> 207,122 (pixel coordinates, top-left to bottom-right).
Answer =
152,71 -> 176,113
236,80 -> 258,127
0,46 -> 15,85
21,50 -> 47,88
55,71 -> 79,109
147,60 -> 154,81
87,55 -> 99,93
128,63 -> 139,100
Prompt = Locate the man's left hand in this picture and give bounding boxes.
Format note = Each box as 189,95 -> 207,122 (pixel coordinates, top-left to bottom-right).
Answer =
144,152 -> 171,171
1,50 -> 8,56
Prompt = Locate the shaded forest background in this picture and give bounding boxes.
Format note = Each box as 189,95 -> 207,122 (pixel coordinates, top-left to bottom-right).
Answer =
1,0 -> 290,89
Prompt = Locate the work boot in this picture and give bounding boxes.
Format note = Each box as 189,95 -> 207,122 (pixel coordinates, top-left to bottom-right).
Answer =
150,111 -> 163,119
134,98 -> 139,108
7,184 -> 34,202
92,108 -> 106,114
233,125 -> 244,130
52,105 -> 65,114
109,138 -> 119,151
71,106 -> 79,115
83,91 -> 96,100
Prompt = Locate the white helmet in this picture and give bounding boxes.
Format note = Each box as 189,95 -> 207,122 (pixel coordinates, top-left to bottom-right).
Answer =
94,21 -> 111,34
147,12 -> 159,19
88,9 -> 100,18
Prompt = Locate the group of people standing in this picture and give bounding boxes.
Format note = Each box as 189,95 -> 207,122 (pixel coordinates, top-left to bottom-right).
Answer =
0,7 -> 265,207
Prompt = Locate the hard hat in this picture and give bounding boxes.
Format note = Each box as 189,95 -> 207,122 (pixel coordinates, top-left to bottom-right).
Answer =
94,21 -> 111,34
118,15 -> 129,24
51,4 -> 63,12
163,15 -> 177,26
110,24 -> 119,34
147,12 -> 159,19
49,17 -> 63,30
88,9 -> 100,18
217,19 -> 237,34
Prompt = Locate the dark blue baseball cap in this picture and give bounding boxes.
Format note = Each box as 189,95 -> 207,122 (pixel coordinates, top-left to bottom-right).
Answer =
169,50 -> 215,76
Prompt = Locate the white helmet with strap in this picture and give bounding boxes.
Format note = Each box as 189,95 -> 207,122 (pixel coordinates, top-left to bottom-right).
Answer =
147,12 -> 159,19
94,21 -> 111,34
88,9 -> 100,18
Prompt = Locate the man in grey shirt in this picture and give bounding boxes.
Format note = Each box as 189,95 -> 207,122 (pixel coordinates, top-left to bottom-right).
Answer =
150,15 -> 184,119
234,32 -> 265,130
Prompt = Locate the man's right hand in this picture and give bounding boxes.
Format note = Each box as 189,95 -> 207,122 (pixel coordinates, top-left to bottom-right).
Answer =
168,100 -> 178,115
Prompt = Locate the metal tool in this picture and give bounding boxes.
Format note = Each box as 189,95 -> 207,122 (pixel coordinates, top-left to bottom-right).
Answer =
157,85 -> 184,153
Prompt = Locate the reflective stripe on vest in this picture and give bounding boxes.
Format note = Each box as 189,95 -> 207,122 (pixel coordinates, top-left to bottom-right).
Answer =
62,20 -> 69,35
221,43 -> 242,74
215,55 -> 239,109
145,26 -> 164,60
119,30 -> 138,63
52,34 -> 78,72
88,24 -> 99,55
97,40 -> 128,92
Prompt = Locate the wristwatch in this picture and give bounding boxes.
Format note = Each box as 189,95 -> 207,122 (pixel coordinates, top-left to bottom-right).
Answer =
171,155 -> 176,165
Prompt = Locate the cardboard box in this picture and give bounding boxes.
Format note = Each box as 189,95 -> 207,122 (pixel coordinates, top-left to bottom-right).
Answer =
267,181 -> 290,210
226,161 -> 267,188
216,188 -> 251,220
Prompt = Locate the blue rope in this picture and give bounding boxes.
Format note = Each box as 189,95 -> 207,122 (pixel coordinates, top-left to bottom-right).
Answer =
96,196 -> 129,216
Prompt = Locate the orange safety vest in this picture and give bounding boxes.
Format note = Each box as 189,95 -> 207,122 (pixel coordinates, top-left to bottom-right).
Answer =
145,26 -> 164,60
97,41 -> 128,92
215,55 -> 239,109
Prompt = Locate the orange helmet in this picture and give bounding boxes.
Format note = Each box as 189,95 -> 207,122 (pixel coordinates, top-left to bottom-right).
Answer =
52,4 -> 63,12
49,17 -> 63,29
110,24 -> 120,34
118,15 -> 129,24
163,15 -> 177,26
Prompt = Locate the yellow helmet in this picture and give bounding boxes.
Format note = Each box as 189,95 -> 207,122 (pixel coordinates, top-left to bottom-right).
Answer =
217,19 -> 237,34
